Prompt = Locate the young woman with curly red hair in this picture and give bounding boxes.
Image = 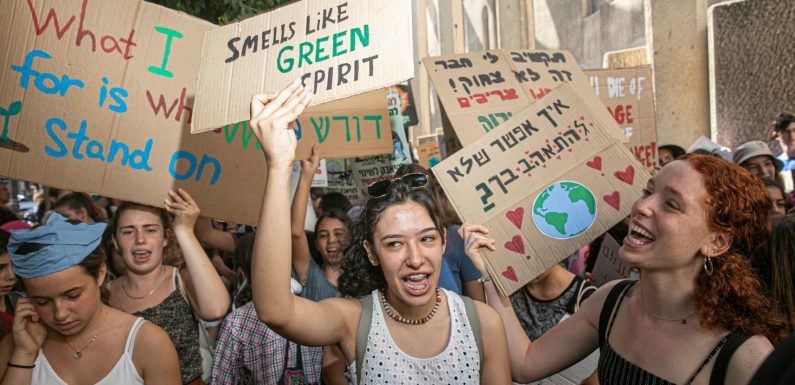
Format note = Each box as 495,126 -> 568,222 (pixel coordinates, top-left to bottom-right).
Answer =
462,154 -> 787,385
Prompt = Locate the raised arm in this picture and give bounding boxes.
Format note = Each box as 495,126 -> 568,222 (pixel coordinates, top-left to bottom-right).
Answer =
460,223 -> 603,382
165,188 -> 230,320
249,80 -> 357,352
0,298 -> 46,385
291,144 -> 320,283
194,216 -> 237,254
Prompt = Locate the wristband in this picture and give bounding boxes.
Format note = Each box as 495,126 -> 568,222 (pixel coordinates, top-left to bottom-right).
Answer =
477,274 -> 492,283
7,362 -> 35,369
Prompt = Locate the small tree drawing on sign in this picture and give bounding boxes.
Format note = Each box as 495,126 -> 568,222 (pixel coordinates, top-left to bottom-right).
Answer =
0,101 -> 30,153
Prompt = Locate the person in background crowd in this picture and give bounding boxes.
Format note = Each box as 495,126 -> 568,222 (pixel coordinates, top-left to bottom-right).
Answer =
0,231 -> 16,340
318,192 -> 351,217
772,113 -> 795,175
0,185 -> 9,208
760,178 -> 788,217
310,188 -> 325,217
248,81 -> 510,384
108,189 -> 229,385
752,216 -> 795,334
52,192 -> 107,224
658,143 -> 686,167
462,154 -> 787,385
734,140 -> 783,181
210,234 -> 322,385
0,213 -> 180,384
395,164 -> 485,301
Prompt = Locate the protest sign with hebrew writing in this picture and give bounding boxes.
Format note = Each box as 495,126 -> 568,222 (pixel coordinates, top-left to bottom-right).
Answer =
433,84 -> 649,295
423,50 -> 625,147
0,0 -> 390,226
192,0 -> 414,133
590,233 -> 630,287
585,66 -> 658,172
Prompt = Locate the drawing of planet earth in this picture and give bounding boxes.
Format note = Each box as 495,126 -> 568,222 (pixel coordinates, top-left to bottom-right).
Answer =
531,181 -> 596,239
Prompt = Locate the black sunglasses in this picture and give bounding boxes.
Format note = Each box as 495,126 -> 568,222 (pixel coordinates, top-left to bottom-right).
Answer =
367,173 -> 429,198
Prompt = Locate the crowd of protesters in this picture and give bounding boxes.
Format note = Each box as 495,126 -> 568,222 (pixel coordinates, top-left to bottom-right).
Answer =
0,82 -> 792,384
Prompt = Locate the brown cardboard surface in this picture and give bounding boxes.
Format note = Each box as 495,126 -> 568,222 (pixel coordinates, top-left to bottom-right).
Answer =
0,0 -> 391,226
584,66 -> 658,172
423,50 -> 626,147
192,0 -> 414,133
417,134 -> 441,169
432,83 -> 649,296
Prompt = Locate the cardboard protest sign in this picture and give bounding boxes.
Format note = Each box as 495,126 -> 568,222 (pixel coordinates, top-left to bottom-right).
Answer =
590,233 -> 630,287
350,100 -> 413,199
192,0 -> 414,133
585,66 -> 658,172
325,158 -> 363,206
423,50 -> 626,147
387,83 -> 419,127
433,83 -> 649,295
417,134 -> 442,169
313,159 -> 328,187
0,0 -> 391,226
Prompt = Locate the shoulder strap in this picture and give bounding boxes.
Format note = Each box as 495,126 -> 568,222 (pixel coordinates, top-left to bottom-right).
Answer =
125,317 -> 147,354
355,294 -> 373,385
462,295 -> 483,375
709,332 -> 751,385
598,280 -> 634,349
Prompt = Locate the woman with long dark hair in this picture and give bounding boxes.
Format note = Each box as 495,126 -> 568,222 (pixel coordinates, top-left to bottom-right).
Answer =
248,80 -> 510,384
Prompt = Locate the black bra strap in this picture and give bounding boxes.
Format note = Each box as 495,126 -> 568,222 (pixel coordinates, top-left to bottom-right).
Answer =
598,280 -> 635,349
709,332 -> 751,385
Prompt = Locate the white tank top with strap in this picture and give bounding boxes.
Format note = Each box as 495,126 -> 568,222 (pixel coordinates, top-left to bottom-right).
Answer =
32,317 -> 147,385
350,288 -> 481,384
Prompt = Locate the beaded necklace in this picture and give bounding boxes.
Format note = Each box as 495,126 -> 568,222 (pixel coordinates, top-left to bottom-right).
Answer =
379,288 -> 442,325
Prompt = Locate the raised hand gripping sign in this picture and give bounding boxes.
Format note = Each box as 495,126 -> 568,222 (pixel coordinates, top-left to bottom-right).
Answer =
432,83 -> 648,296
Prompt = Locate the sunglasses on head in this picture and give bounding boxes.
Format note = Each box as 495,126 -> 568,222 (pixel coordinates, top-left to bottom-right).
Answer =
367,173 -> 429,198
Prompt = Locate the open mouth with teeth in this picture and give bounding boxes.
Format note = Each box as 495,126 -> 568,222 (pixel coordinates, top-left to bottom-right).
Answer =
402,273 -> 431,296
132,249 -> 152,263
626,223 -> 656,246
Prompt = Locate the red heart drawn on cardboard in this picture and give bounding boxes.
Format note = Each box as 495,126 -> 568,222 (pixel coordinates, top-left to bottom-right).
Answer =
506,208 -> 524,229
501,266 -> 518,282
586,156 -> 602,171
504,235 -> 525,255
614,166 -> 635,185
604,191 -> 620,211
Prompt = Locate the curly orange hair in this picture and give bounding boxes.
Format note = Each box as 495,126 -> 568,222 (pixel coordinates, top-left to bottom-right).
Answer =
681,154 -> 788,343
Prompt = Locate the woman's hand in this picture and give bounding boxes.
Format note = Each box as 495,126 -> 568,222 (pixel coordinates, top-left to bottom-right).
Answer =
459,223 -> 497,275
300,144 -> 321,179
165,188 -> 200,232
250,79 -> 313,169
11,298 -> 47,358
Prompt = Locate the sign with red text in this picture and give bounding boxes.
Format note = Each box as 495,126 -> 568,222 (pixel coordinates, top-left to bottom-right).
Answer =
192,0 -> 414,133
585,66 -> 658,172
0,0 -> 391,226
433,84 -> 648,296
423,50 -> 626,147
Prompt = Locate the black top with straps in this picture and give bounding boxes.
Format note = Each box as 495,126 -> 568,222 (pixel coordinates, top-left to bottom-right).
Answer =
598,280 -> 750,385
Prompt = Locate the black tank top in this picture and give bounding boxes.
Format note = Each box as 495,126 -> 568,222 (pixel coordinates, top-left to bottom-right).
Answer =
597,280 -> 748,385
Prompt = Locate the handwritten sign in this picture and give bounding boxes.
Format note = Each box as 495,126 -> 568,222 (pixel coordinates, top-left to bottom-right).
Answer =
590,234 -> 629,287
192,0 -> 414,133
433,83 -> 648,296
585,66 -> 658,172
423,50 -> 626,147
0,0 -> 390,226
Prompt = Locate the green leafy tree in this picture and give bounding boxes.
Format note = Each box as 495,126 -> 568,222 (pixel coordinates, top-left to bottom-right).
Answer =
149,0 -> 294,24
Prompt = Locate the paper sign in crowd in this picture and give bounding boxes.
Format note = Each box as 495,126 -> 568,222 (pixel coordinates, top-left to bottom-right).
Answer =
433,83 -> 649,296
585,66 -> 658,172
422,50 -> 626,147
192,0 -> 414,133
0,0 -> 405,226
